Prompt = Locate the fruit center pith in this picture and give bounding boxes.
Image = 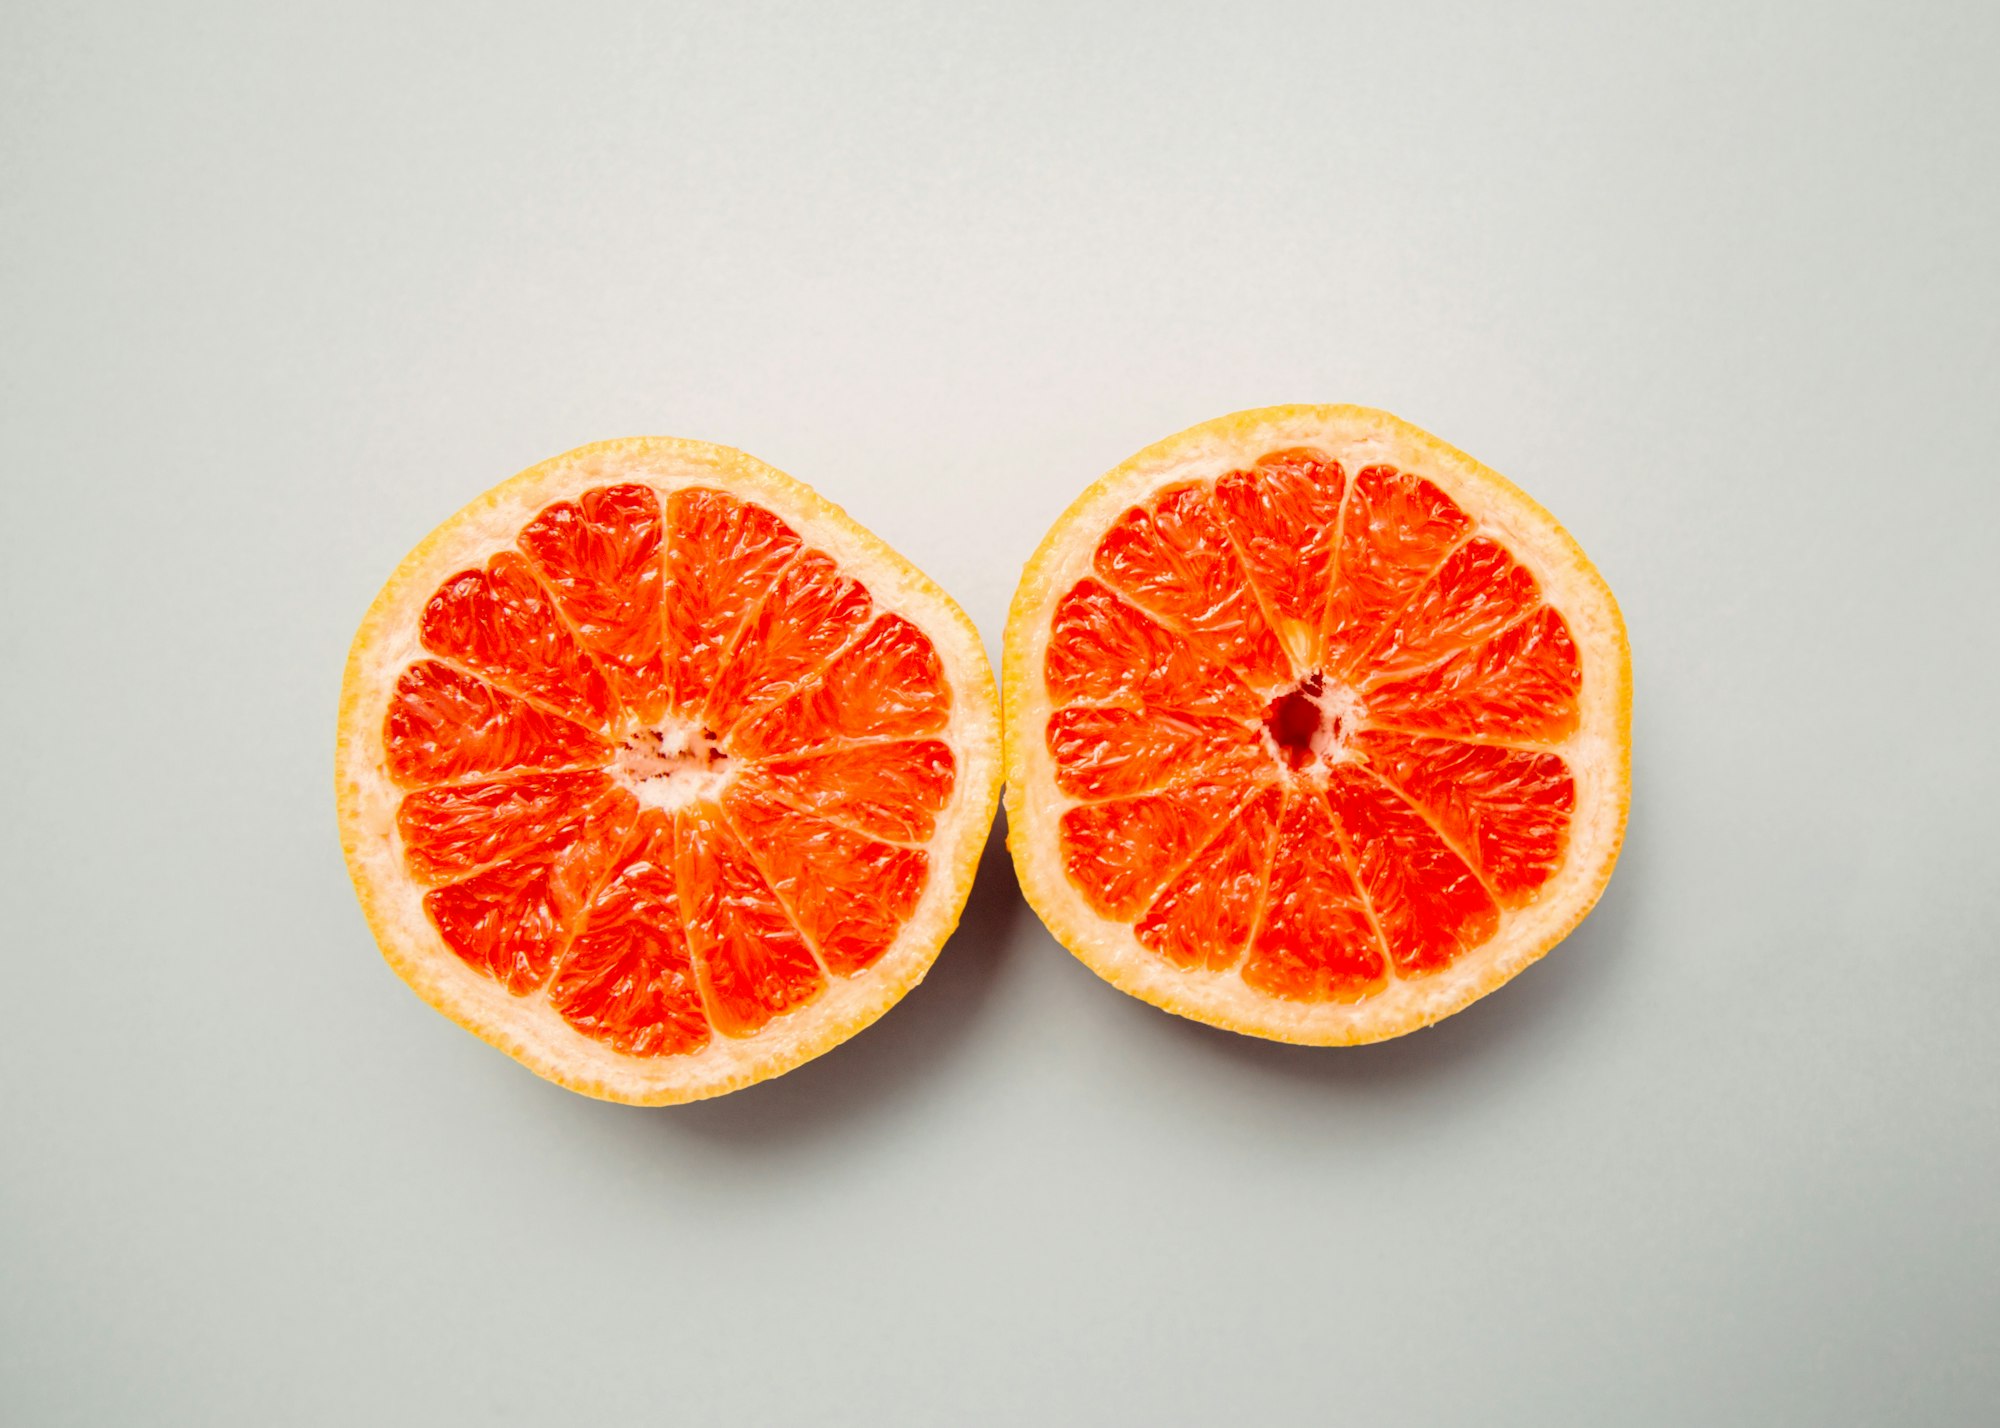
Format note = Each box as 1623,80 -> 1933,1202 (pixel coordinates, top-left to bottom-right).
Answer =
610,722 -> 731,812
1261,672 -> 1363,771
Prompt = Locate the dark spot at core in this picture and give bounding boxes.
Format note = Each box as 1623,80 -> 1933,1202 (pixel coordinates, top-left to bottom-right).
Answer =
1264,672 -> 1325,770
617,726 -> 729,782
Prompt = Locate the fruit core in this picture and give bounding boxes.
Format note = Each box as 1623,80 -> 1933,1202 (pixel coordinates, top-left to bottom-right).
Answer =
611,722 -> 731,811
1262,672 -> 1362,771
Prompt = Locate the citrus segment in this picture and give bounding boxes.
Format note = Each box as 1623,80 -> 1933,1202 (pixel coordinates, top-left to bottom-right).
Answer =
1044,579 -> 1261,718
1046,705 -> 1263,800
672,803 -> 826,1037
731,614 -> 950,757
704,549 -> 872,731
419,792 -> 637,992
1094,484 -> 1291,689
1350,731 -> 1574,904
1238,790 -> 1385,1001
724,786 -> 928,976
735,740 -> 955,845
394,771 -> 632,883
410,781 -> 638,993
1134,782 -> 1284,970
1210,448 -> 1348,664
385,661 -> 611,785
418,552 -> 618,728
1319,465 -> 1472,678
420,860 -> 572,996
549,820 -> 711,1057
659,487 -> 802,721
1059,780 -> 1258,920
1362,536 -> 1540,681
1324,767 -> 1499,975
517,483 -> 666,718
338,437 -> 1001,1103
1363,604 -> 1581,740
1005,406 -> 1630,1044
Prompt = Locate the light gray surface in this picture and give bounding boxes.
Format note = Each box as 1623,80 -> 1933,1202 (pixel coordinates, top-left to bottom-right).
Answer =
3,2 -> 1996,1423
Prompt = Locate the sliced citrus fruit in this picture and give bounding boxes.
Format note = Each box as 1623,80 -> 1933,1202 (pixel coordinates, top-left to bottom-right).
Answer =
1004,406 -> 1629,1043
338,438 -> 1001,1103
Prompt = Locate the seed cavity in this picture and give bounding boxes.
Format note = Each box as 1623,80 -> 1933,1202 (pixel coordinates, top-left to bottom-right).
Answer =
1261,672 -> 1364,772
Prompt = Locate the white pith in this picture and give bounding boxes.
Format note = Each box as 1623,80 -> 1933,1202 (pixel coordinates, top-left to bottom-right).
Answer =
338,438 -> 1003,1103
1004,406 -> 1631,1045
610,722 -> 733,813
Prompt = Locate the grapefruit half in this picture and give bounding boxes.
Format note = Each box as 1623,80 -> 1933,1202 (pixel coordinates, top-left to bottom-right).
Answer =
1004,406 -> 1630,1044
338,438 -> 1001,1103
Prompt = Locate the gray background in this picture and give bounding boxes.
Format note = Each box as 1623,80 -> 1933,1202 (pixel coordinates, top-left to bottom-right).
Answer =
3,2 -> 1996,1423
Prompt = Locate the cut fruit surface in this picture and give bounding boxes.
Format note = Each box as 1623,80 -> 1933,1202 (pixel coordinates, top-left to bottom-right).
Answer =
338,438 -> 1001,1103
1004,406 -> 1630,1044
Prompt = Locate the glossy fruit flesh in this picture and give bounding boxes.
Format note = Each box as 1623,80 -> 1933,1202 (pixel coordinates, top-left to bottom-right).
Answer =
1047,450 -> 1581,1002
385,484 -> 956,1056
